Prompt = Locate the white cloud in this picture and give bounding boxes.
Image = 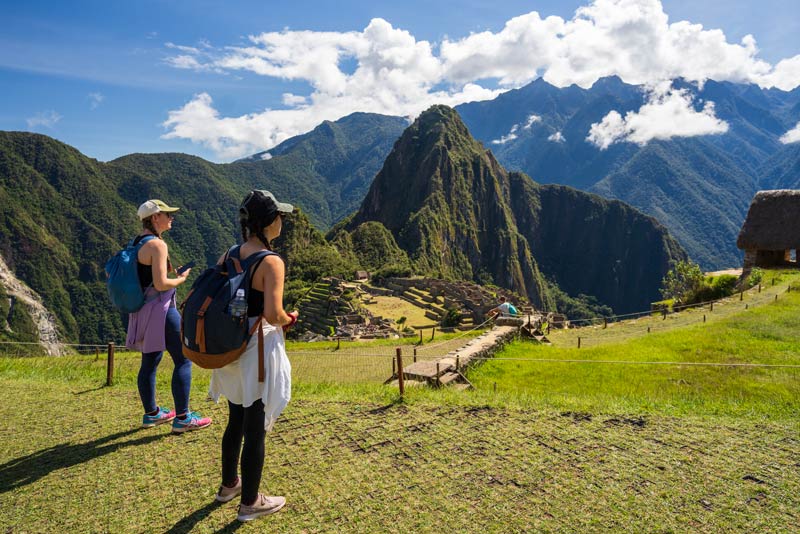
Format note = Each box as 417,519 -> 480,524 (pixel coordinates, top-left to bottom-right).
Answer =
492,124 -> 519,145
282,93 -> 308,106
780,122 -> 800,144
26,110 -> 62,130
162,0 -> 800,159
260,152 -> 273,160
587,85 -> 729,149
548,131 -> 566,143
523,115 -> 541,129
88,92 -> 104,110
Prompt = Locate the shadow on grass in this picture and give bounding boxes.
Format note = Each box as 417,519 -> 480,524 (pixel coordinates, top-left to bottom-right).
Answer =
0,428 -> 168,493
162,500 -> 245,534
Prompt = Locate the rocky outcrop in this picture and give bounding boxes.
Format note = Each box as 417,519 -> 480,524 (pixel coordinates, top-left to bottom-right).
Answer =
346,105 -> 686,314
0,253 -> 64,355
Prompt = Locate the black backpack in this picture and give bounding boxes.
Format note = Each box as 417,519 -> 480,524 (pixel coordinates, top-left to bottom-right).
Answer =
180,246 -> 275,381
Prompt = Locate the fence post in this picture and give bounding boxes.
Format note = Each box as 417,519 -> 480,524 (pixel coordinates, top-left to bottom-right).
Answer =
703,314 -> 706,323
662,309 -> 667,320
710,302 -> 714,312
419,329 -> 423,344
456,355 -> 460,370
413,347 -> 417,363
745,304 -> 749,310
647,326 -> 650,333
758,283 -> 761,293
106,342 -> 115,386
603,317 -> 607,329
396,348 -> 404,397
95,346 -> 99,361
430,327 -> 435,341
436,362 -> 441,387
577,336 -> 581,349
775,294 -> 778,302
740,290 -> 744,301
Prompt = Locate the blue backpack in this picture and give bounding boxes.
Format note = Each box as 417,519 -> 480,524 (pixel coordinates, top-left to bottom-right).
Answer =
105,235 -> 157,313
180,246 -> 275,380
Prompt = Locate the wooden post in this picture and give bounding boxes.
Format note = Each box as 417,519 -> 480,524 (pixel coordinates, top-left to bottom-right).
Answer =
577,336 -> 581,349
603,317 -> 607,329
662,309 -> 667,320
436,362 -> 441,386
430,327 -> 435,341
396,348 -> 404,396
758,283 -> 761,293
772,277 -> 775,286
95,346 -> 99,361
703,314 -> 706,323
456,355 -> 460,370
710,302 -> 714,312
493,382 -> 497,393
419,329 -> 423,344
106,342 -> 115,386
745,304 -> 749,310
413,347 -> 417,363
392,356 -> 396,377
647,326 -> 651,333
775,294 -> 778,301
740,290 -> 743,301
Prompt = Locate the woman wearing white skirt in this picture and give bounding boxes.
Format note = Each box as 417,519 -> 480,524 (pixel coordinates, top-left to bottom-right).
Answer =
208,190 -> 298,522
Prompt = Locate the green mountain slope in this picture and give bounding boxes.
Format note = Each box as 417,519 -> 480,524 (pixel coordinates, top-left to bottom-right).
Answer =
342,106 -> 686,313
456,77 -> 800,269
0,113 -> 404,346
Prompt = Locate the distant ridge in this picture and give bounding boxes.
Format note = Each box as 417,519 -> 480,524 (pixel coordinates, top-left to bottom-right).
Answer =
456,76 -> 800,269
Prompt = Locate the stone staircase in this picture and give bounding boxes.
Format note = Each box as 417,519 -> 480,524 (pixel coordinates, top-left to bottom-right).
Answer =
386,325 -> 520,390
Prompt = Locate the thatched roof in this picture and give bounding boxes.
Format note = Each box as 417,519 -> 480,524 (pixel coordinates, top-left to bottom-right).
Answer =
737,190 -> 800,250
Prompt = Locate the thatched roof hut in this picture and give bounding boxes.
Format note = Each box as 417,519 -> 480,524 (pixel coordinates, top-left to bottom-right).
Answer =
737,190 -> 800,269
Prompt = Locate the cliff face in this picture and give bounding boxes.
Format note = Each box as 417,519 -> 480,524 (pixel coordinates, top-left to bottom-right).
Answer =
349,106 -> 686,313
351,106 -> 551,307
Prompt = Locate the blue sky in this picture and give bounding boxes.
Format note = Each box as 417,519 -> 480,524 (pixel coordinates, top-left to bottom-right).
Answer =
1,0 -> 799,162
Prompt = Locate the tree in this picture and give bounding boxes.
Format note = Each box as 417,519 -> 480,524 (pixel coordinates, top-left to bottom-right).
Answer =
660,260 -> 704,304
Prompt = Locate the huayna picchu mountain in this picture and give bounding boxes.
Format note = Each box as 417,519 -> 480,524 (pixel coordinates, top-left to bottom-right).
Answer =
340,105 -> 686,313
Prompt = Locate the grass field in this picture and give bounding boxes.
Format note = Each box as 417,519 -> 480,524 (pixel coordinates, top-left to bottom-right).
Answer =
360,294 -> 438,328
1,271 -> 798,532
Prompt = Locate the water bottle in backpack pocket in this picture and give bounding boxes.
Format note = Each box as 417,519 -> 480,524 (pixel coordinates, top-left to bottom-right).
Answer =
180,246 -> 274,371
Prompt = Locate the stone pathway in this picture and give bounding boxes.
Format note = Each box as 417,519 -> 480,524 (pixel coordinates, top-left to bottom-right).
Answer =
395,325 -> 519,389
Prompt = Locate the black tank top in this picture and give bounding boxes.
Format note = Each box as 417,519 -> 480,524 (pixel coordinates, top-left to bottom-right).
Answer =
134,235 -> 154,290
241,250 -> 269,317
248,289 -> 264,317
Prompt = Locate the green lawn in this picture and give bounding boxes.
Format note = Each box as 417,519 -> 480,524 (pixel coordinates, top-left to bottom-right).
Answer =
1,271 -> 798,532
468,272 -> 800,418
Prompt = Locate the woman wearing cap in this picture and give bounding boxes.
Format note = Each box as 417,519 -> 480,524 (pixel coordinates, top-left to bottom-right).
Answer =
126,199 -> 212,433
209,190 -> 297,522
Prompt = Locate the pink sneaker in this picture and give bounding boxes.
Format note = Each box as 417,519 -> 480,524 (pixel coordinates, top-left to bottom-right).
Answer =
216,477 -> 242,503
237,493 -> 286,521
171,411 -> 212,433
141,406 -> 176,428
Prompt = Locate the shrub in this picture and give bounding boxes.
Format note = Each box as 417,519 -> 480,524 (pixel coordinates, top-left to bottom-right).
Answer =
747,268 -> 764,288
441,307 -> 462,327
660,260 -> 704,304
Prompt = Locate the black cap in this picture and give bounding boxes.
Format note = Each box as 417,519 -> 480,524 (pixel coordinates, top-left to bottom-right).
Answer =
240,190 -> 294,224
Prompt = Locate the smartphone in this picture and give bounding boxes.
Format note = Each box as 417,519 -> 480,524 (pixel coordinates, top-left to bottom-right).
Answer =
177,260 -> 196,275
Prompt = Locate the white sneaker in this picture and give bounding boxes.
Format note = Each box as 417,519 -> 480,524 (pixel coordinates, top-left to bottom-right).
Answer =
237,493 -> 286,521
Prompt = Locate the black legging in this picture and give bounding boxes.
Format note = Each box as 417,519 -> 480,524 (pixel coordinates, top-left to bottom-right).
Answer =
221,400 -> 265,505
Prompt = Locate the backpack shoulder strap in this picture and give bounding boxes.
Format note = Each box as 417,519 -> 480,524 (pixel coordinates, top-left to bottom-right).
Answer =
131,234 -> 157,248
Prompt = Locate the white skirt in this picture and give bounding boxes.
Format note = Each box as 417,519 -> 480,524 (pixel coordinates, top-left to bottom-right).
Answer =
209,318 -> 292,432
